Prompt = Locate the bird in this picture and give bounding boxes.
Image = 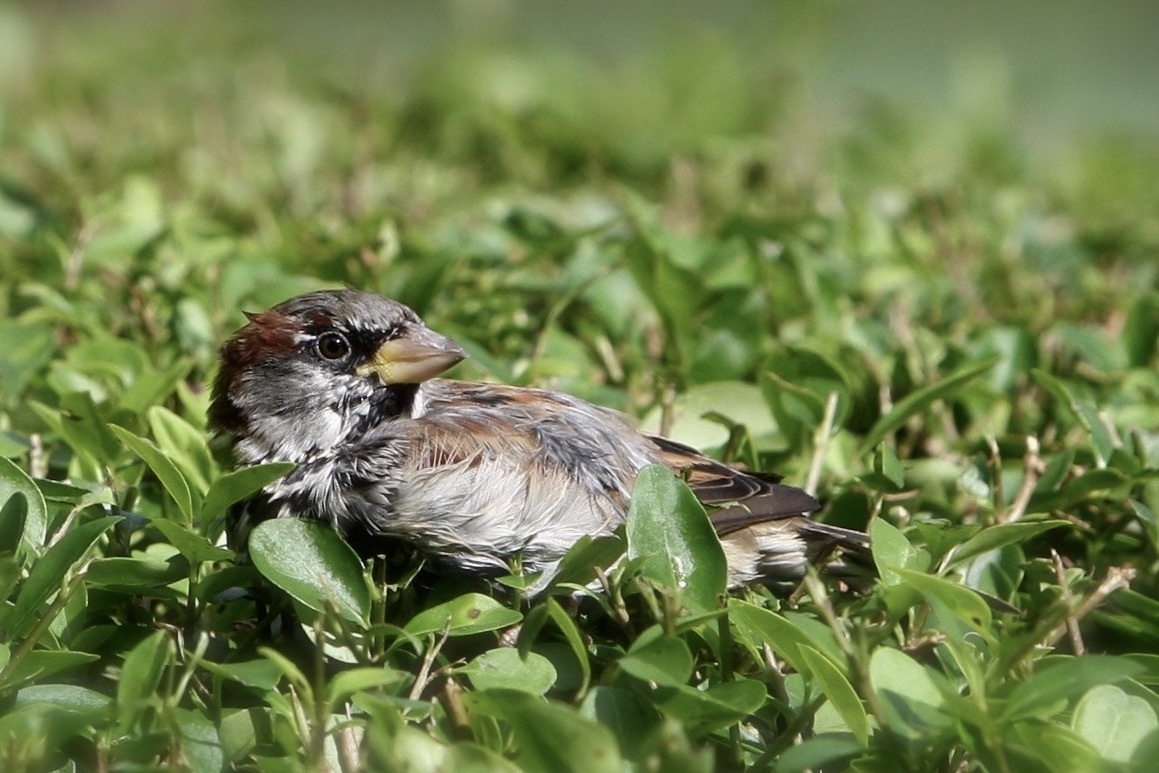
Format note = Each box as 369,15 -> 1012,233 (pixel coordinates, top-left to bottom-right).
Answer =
209,289 -> 869,592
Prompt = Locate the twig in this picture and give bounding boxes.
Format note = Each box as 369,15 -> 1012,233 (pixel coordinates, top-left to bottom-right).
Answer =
1044,566 -> 1135,649
287,685 -> 312,752
761,644 -> 790,707
29,433 -> 46,479
438,679 -> 473,742
985,435 -> 1004,520
1050,550 -> 1084,655
0,563 -> 90,686
659,383 -> 677,439
1098,410 -> 1122,450
802,570 -> 853,658
804,391 -> 839,497
309,618 -> 329,769
408,621 -> 452,700
595,565 -> 633,635
999,436 -> 1042,524
336,704 -> 362,773
65,221 -> 96,292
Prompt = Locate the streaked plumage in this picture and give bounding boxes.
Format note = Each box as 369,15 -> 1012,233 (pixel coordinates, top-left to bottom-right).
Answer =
210,289 -> 868,589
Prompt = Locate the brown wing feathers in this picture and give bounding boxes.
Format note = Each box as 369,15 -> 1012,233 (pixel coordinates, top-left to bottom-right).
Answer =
648,435 -> 825,535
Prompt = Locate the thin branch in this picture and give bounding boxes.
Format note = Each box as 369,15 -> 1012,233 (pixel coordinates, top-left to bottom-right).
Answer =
1050,550 -> 1084,655
804,391 -> 839,497
408,621 -> 452,701
1044,566 -> 1135,649
999,436 -> 1042,524
985,434 -> 1004,520
335,703 -> 362,773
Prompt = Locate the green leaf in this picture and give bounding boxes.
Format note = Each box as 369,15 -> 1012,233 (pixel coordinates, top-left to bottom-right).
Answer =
0,651 -> 99,694
120,360 -> 193,415
869,518 -> 929,585
151,519 -> 233,563
219,708 -> 262,763
0,491 -> 27,557
110,424 -> 195,522
14,683 -> 114,717
1071,683 -> 1159,764
55,392 -> 123,465
84,555 -> 190,587
547,534 -> 624,589
1031,369 -> 1114,465
625,465 -> 727,614
201,659 -> 284,693
5,515 -> 121,638
174,707 -> 225,773
948,520 -> 1069,567
859,357 -> 999,455
545,597 -> 592,695
619,632 -> 694,687
871,443 -> 906,490
404,592 -> 522,637
1123,293 -> 1159,367
799,645 -> 868,746
359,693 -> 521,773
654,678 -> 767,732
248,519 -> 370,627
327,667 -> 413,708
466,689 -> 624,773
869,648 -> 950,740
461,649 -> 557,695
642,381 -> 776,452
892,566 -> 993,631
146,406 -> 216,495
0,320 -> 54,400
116,631 -> 173,731
1004,655 -> 1145,721
728,599 -> 832,675
199,462 -> 295,525
1010,721 -> 1101,773
258,647 -> 311,697
0,456 -> 48,552
776,734 -> 864,773
580,687 -> 661,756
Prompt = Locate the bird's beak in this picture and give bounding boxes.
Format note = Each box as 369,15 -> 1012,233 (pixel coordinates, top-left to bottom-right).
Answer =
357,327 -> 467,384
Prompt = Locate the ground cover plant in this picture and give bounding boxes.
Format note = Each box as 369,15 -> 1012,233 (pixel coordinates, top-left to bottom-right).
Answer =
1,4 -> 1157,771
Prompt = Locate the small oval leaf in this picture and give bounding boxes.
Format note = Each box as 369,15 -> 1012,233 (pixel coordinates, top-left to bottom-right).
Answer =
859,357 -> 999,455
0,457 -> 48,552
200,462 -> 295,525
248,519 -> 370,627
626,465 -> 727,614
404,592 -> 522,637
6,515 -> 122,638
462,649 -> 557,695
110,425 -> 195,523
619,634 -> 694,687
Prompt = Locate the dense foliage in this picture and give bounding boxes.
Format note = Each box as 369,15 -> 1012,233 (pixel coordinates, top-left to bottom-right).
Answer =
0,5 -> 1157,771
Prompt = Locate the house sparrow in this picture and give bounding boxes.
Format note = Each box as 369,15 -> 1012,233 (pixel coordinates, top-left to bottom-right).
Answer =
210,289 -> 868,590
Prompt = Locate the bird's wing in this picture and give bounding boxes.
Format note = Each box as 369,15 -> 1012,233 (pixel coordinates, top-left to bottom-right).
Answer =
370,381 -> 649,571
645,434 -> 823,536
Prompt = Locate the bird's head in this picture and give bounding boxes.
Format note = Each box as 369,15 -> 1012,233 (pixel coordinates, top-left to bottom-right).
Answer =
210,289 -> 466,463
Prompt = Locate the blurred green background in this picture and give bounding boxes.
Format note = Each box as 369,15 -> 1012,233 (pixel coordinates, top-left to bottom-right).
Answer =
4,0 -> 1157,188
2,4 -> 1158,770
2,0 -> 1157,439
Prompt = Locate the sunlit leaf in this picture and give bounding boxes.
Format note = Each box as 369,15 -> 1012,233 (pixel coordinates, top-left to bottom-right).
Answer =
859,357 -> 999,455
626,465 -> 727,614
404,593 -> 522,637
248,519 -> 370,627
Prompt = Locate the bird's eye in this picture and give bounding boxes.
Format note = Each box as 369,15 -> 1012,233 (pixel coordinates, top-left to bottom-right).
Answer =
316,331 -> 351,361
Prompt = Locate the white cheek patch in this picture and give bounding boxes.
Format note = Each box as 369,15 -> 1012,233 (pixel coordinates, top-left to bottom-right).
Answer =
410,386 -> 429,419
